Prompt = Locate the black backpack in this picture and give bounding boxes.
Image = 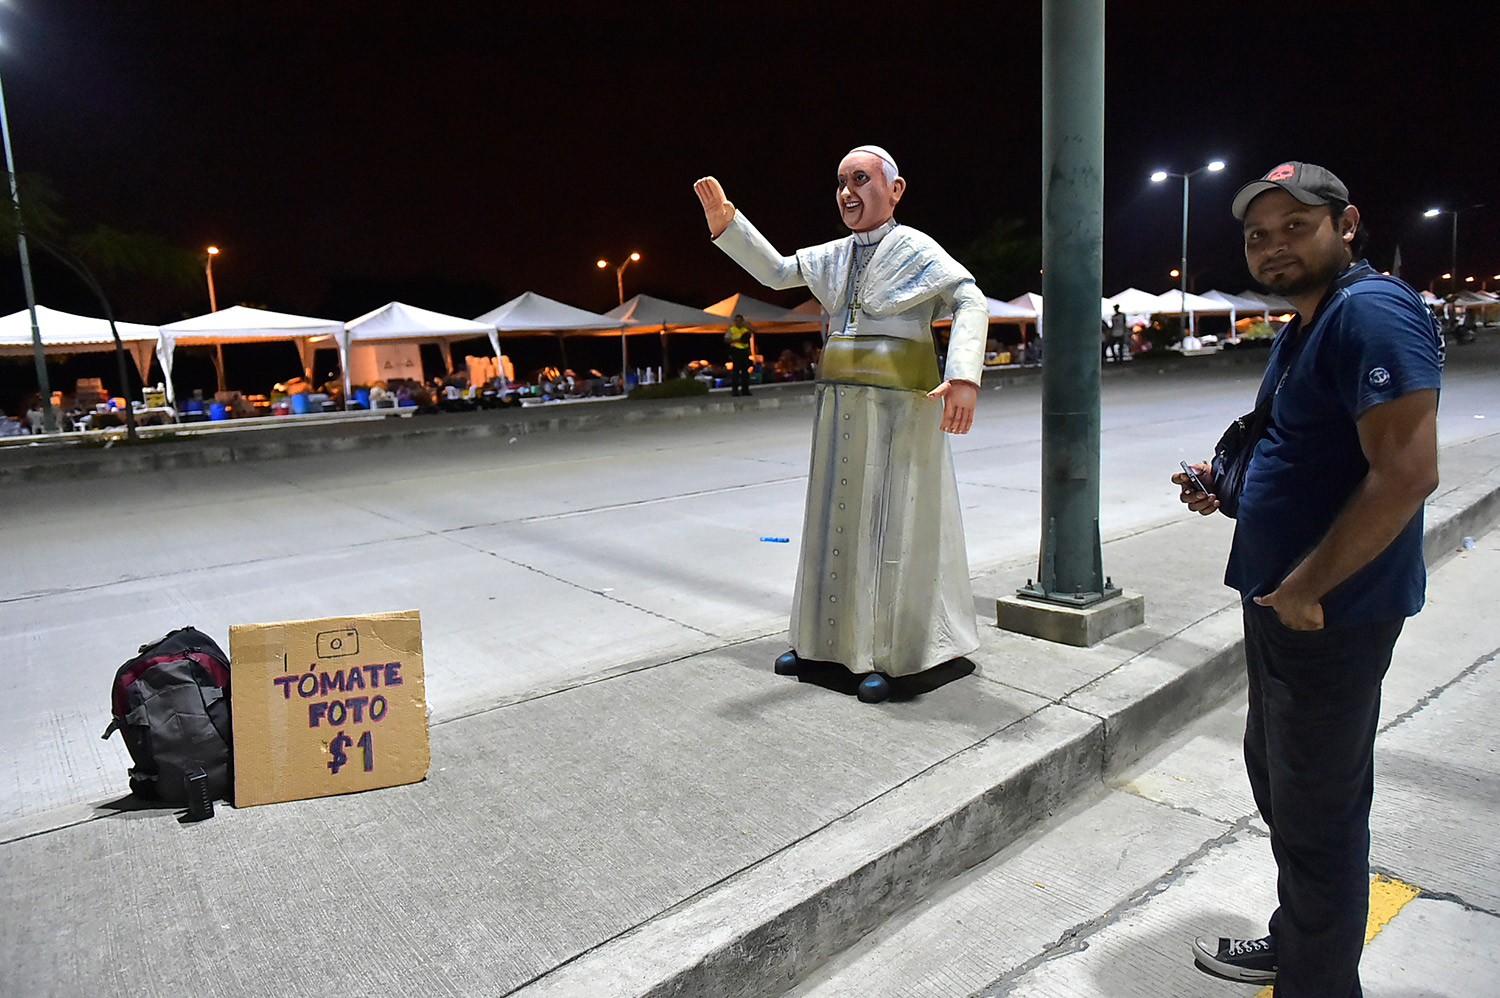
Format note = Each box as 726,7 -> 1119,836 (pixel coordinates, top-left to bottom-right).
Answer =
102,627 -> 233,805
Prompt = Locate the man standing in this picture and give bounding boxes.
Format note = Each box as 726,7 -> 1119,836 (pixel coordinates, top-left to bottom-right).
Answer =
693,146 -> 987,703
725,313 -> 755,396
1174,162 -> 1442,996
1105,303 -> 1127,361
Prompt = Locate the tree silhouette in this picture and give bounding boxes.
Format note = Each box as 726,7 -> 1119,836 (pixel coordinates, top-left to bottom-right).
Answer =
954,217 -> 1042,301
1,173 -> 198,439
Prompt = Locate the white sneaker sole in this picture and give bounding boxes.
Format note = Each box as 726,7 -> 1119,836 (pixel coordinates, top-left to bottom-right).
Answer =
1190,939 -> 1276,984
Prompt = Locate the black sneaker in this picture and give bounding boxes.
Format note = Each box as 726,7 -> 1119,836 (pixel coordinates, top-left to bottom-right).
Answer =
1192,935 -> 1277,983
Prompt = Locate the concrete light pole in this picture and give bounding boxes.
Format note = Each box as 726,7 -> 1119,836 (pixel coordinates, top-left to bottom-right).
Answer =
204,246 -> 226,390
1423,206 -> 1482,297
205,245 -> 220,311
1151,160 -> 1224,338
599,252 -> 640,379
0,50 -> 53,432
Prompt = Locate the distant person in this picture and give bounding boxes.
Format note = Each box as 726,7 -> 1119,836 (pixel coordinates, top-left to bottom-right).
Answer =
1459,304 -> 1477,343
1104,303 -> 1127,361
725,313 -> 755,396
1174,162 -> 1442,996
799,340 -> 819,379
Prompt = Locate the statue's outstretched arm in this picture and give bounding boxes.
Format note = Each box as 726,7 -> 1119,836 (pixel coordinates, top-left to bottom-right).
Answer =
694,177 -> 736,239
695,177 -> 805,291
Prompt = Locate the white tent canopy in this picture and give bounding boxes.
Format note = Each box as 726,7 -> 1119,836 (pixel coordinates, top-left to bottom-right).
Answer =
1202,290 -> 1274,314
607,294 -> 728,330
476,292 -> 626,336
1200,289 -> 1289,326
936,296 -> 1038,328
1235,289 -> 1294,313
1010,292 -> 1044,313
607,294 -> 729,370
344,302 -> 499,394
1007,293 -> 1046,335
703,293 -> 818,330
983,297 -> 1037,322
1106,287 -> 1169,319
345,301 -> 495,342
1157,289 -> 1231,314
158,305 -> 346,404
477,291 -> 634,380
0,306 -> 160,386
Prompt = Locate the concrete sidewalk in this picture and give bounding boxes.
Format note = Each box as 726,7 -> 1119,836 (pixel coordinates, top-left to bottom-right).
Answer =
3,425 -> 1497,998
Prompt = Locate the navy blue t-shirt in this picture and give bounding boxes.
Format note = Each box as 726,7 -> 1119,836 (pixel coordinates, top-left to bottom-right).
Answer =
1225,261 -> 1443,623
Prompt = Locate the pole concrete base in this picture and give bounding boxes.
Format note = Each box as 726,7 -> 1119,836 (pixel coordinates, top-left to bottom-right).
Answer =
996,591 -> 1145,647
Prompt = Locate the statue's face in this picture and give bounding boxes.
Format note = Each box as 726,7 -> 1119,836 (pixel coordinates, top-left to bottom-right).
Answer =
836,151 -> 904,232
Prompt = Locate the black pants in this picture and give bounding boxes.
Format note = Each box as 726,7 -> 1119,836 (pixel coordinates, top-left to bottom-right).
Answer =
730,349 -> 751,395
1242,602 -> 1404,998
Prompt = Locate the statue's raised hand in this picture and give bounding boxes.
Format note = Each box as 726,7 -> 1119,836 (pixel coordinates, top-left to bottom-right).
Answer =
693,176 -> 736,239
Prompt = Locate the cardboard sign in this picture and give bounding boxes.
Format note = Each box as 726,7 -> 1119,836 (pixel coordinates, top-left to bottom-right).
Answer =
230,610 -> 429,807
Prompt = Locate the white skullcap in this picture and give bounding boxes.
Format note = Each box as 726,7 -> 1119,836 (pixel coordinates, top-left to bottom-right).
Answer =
847,145 -> 900,176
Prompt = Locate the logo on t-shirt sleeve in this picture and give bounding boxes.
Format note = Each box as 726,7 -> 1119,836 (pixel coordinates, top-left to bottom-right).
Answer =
1368,367 -> 1391,387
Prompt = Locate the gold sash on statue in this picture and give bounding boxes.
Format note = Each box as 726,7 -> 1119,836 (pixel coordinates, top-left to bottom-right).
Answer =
819,335 -> 940,393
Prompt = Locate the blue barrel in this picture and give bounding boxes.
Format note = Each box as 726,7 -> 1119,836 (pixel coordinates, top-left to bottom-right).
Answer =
290,393 -> 313,414
208,403 -> 228,420
354,388 -> 371,409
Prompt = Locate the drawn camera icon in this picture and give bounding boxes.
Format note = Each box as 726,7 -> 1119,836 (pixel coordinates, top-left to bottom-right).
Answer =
316,628 -> 359,659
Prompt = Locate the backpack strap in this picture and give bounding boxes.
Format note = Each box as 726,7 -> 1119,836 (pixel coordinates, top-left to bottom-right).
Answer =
201,685 -> 232,750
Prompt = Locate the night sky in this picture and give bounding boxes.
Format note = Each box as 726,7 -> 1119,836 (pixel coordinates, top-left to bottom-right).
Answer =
3,1 -> 1498,393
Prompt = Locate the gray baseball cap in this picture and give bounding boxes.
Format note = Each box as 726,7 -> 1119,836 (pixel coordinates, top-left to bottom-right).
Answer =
1231,161 -> 1350,220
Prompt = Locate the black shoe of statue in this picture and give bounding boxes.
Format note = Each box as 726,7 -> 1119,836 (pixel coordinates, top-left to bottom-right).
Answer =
773,651 -> 802,676
856,673 -> 891,703
1191,935 -> 1276,984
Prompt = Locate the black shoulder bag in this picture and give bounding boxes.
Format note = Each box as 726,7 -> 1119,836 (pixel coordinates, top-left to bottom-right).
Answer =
1210,332 -> 1310,519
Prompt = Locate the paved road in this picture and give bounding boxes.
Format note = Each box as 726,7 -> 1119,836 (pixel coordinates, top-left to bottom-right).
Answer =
3,353 -> 1497,825
784,528 -> 1500,998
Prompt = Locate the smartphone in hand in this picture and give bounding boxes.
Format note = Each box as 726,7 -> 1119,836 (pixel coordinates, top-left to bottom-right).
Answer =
1179,461 -> 1209,494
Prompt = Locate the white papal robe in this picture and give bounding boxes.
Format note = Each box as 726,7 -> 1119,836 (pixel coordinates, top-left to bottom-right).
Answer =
713,211 -> 989,676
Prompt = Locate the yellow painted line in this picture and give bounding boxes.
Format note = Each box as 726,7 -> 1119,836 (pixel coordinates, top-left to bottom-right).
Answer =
1365,873 -> 1421,943
1250,874 -> 1422,997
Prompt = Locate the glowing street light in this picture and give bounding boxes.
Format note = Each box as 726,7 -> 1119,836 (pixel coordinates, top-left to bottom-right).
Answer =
598,251 -> 641,306
205,245 -> 220,311
1150,160 -> 1224,335
1424,205 -> 1484,296
598,251 -> 642,382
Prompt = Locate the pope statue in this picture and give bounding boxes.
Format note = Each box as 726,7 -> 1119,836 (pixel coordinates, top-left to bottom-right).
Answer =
694,145 -> 988,703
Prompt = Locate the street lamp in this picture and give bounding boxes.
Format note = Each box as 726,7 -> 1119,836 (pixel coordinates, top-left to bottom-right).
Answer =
1151,159 -> 1224,337
597,250 -> 641,306
0,38 -> 53,431
1423,205 -> 1483,296
598,251 -> 641,383
204,245 -> 220,311
203,246 -> 226,390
